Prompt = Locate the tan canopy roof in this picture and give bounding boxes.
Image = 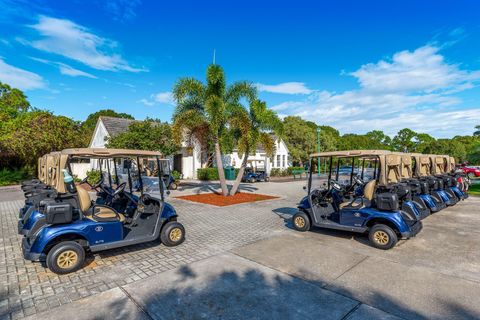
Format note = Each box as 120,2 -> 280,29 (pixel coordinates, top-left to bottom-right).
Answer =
60,148 -> 163,158
310,150 -> 391,158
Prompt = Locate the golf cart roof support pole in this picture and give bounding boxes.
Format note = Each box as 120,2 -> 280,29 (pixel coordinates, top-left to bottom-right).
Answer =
127,161 -> 133,194
350,157 -> 355,186
328,156 -> 333,185
373,158 -> 377,180
335,158 -> 340,181
114,158 -> 119,185
156,156 -> 165,202
361,158 -> 365,180
137,156 -> 144,196
317,127 -> 321,176
106,159 -> 113,187
308,157 -> 313,194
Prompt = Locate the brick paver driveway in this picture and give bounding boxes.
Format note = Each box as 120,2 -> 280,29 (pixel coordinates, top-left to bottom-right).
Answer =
0,182 -> 301,319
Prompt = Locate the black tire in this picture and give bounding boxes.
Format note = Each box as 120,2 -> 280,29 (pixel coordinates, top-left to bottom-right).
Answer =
249,178 -> 255,183
368,224 -> 398,250
292,211 -> 311,232
265,177 -> 270,182
160,221 -> 185,247
46,241 -> 85,274
169,182 -> 178,190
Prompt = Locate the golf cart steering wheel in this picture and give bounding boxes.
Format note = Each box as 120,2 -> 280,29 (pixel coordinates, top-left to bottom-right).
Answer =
329,180 -> 343,192
352,175 -> 365,187
112,182 -> 126,198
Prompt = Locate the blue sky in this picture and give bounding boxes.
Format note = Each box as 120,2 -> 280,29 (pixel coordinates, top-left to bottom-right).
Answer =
1,0 -> 480,138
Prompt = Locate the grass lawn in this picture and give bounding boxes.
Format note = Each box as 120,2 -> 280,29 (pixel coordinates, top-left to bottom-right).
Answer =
469,181 -> 480,196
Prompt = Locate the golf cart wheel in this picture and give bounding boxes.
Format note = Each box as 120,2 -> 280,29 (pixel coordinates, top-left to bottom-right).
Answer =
368,224 -> 398,250
249,178 -> 255,183
46,241 -> 85,274
292,211 -> 310,232
169,182 -> 178,190
161,221 -> 185,247
265,177 -> 270,182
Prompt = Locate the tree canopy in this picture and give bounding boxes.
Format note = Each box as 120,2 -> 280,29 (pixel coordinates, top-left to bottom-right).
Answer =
106,119 -> 179,156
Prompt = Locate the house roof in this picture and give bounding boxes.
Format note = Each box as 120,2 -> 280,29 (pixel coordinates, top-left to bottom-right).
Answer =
99,116 -> 136,137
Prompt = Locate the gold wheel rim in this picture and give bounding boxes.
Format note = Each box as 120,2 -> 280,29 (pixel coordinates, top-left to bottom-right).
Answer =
57,250 -> 78,269
374,231 -> 389,245
169,228 -> 182,242
294,216 -> 305,228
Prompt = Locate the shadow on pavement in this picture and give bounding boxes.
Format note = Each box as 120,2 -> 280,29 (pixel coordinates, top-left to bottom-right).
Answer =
112,262 -> 479,320
177,182 -> 259,194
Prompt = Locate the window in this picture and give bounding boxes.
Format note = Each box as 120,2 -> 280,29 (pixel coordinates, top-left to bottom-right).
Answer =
282,155 -> 286,168
276,155 -> 280,168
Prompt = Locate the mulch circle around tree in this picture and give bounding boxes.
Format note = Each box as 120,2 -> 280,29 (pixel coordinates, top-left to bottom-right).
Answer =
175,192 -> 279,207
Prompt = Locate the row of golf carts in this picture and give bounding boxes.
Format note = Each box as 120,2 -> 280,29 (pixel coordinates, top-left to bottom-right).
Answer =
18,148 -> 185,274
293,150 -> 470,250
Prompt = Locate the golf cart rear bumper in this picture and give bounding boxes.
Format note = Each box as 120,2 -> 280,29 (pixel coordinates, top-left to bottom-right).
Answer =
400,221 -> 422,239
21,237 -> 45,262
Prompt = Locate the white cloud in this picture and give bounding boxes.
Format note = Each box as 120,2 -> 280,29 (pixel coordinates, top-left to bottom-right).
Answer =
257,82 -> 312,94
272,45 -> 480,138
139,91 -> 174,106
0,58 -> 46,90
152,91 -> 173,104
351,45 -> 480,93
30,57 -> 97,78
26,16 -> 146,72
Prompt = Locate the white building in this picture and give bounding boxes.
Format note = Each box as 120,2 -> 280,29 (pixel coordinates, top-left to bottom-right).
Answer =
89,116 -> 290,179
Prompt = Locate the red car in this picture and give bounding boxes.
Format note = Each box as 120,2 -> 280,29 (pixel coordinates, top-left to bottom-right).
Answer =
460,166 -> 480,178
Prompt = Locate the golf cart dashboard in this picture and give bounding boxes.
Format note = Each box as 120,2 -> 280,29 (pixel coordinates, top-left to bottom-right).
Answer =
138,194 -> 161,214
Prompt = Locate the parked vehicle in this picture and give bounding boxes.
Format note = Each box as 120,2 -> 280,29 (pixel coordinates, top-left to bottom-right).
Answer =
460,165 -> 480,179
22,148 -> 185,274
293,150 -> 422,250
241,168 -> 270,183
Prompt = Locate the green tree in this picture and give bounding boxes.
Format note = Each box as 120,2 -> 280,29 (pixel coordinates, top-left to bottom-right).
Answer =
391,128 -> 417,152
365,130 -> 392,149
421,139 -> 466,161
172,64 -> 254,196
0,111 -> 84,168
415,133 -> 435,153
106,120 -> 179,155
229,99 -> 282,195
0,82 -> 30,124
474,125 -> 480,136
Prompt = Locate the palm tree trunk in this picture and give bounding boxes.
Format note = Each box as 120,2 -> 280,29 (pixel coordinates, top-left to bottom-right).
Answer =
214,139 -> 229,196
229,148 -> 249,195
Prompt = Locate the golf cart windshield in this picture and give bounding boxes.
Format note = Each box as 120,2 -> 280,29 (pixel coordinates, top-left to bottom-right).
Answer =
116,156 -> 169,199
308,151 -> 384,193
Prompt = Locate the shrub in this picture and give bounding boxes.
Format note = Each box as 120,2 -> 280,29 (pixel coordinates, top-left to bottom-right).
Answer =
197,168 -> 220,181
172,170 -> 181,180
86,170 -> 102,185
0,167 -> 31,186
286,166 -> 305,175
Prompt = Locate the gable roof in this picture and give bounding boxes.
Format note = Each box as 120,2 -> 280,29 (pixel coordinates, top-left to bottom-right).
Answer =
99,116 -> 136,137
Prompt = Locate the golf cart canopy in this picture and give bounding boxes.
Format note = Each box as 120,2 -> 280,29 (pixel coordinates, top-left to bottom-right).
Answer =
309,150 -> 394,185
60,148 -> 163,158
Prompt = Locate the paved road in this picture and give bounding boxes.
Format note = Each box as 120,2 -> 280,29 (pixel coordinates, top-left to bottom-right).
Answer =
1,182 -> 480,319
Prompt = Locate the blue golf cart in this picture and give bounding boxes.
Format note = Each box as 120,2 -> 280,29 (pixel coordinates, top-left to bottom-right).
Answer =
293,150 -> 422,250
22,148 -> 185,274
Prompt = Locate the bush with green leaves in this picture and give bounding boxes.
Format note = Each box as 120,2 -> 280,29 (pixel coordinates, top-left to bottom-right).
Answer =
197,168 -> 220,181
86,170 -> 102,186
0,167 -> 31,186
172,170 -> 181,180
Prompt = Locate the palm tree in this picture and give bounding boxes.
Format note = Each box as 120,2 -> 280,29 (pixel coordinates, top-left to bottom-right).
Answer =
474,125 -> 480,137
172,64 -> 254,196
229,99 -> 283,195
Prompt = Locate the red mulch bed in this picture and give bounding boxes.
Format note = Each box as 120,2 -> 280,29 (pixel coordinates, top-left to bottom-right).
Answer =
175,192 -> 279,206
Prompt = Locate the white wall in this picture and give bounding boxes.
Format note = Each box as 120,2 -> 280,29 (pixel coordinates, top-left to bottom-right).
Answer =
90,120 -> 109,148
70,163 -> 90,179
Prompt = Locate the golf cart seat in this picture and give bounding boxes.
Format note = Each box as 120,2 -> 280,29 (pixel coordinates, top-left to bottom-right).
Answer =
77,186 -> 125,223
339,180 -> 376,209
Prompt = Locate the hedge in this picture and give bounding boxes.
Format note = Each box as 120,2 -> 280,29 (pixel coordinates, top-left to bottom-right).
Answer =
197,167 -> 240,181
0,168 -> 31,186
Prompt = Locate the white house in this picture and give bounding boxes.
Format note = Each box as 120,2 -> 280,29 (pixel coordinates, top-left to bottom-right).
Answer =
88,116 -> 290,179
